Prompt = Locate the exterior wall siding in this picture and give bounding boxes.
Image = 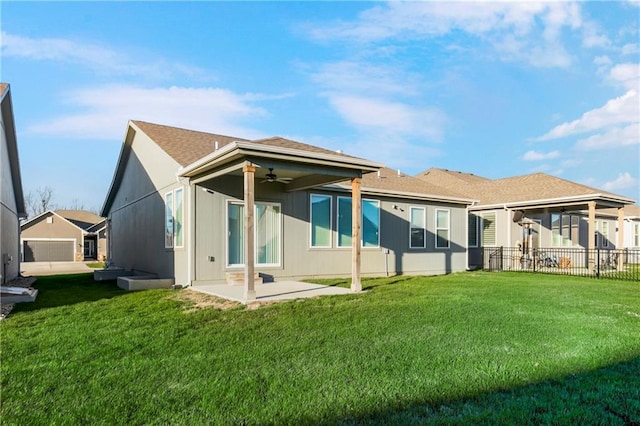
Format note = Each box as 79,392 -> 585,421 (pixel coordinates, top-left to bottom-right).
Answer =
106,130 -> 188,280
1,107 -> 21,282
193,175 -> 468,284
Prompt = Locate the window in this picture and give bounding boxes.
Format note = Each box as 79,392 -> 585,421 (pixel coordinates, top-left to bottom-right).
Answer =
634,223 -> 639,247
468,214 -> 479,248
228,203 -> 244,265
310,194 -> 331,247
410,207 -> 426,248
552,213 -> 579,247
482,213 -> 496,246
362,199 -> 380,247
436,209 -> 450,249
256,204 -> 281,265
165,192 -> 174,248
227,201 -> 281,266
337,197 -> 380,247
174,188 -> 184,248
337,197 -> 352,247
165,189 -> 185,249
602,221 -> 609,247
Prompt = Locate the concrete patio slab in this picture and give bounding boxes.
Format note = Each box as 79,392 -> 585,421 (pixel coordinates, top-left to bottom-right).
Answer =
21,262 -> 94,276
190,281 -> 353,304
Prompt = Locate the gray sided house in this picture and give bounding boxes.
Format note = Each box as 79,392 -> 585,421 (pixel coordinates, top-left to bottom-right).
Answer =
21,210 -> 107,262
101,121 -> 473,300
0,83 -> 26,284
417,168 -> 636,269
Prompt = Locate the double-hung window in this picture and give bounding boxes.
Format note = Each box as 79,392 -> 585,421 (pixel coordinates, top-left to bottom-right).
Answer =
227,201 -> 281,266
165,189 -> 184,249
337,197 -> 380,248
435,209 -> 450,249
409,207 -> 426,248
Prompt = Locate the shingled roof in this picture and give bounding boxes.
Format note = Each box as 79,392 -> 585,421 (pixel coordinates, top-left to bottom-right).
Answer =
416,167 -> 635,207
332,167 -> 474,203
132,121 -> 355,167
56,210 -> 104,230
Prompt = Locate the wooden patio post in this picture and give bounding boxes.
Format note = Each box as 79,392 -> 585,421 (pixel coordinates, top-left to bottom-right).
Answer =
243,164 -> 256,301
351,177 -> 362,292
618,206 -> 625,271
588,201 -> 596,273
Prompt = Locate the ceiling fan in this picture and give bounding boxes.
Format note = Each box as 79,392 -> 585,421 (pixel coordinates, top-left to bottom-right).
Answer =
260,168 -> 293,184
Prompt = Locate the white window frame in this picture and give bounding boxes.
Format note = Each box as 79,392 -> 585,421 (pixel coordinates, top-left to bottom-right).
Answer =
174,188 -> 184,248
633,223 -> 640,247
602,221 -> 609,247
337,196 -> 381,248
409,206 -> 426,249
309,194 -> 332,248
226,200 -> 282,268
435,208 -> 451,249
164,191 -> 174,249
468,213 -> 479,248
481,212 -> 497,246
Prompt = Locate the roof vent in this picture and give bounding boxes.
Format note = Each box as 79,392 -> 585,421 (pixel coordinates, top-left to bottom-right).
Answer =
214,141 -> 219,150
377,170 -> 381,179
336,149 -> 343,154
397,169 -> 402,177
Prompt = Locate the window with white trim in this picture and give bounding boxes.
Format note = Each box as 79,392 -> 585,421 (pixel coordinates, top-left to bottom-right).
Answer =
468,213 -> 479,248
435,209 -> 450,249
165,192 -> 174,248
174,188 -> 184,248
227,201 -> 281,266
337,197 -> 380,248
602,221 -> 609,247
552,213 -> 580,247
310,194 -> 332,248
482,213 -> 496,246
634,223 -> 639,247
409,207 -> 426,249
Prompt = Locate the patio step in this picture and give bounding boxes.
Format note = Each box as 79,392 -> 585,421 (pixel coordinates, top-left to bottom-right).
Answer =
226,272 -> 263,286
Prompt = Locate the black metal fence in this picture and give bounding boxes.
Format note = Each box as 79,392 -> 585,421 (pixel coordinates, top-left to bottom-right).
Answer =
482,247 -> 640,281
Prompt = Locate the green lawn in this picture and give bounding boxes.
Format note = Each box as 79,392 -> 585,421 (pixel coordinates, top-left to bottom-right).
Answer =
1,272 -> 639,424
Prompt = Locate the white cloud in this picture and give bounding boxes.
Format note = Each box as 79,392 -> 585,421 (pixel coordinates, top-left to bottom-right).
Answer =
536,90 -> 639,140
575,123 -> 640,150
522,150 -> 560,161
311,61 -> 419,96
27,85 -> 269,140
602,172 -> 638,192
0,31 -> 210,81
304,1 -> 588,68
621,43 -> 639,55
609,63 -> 640,90
328,95 -> 445,142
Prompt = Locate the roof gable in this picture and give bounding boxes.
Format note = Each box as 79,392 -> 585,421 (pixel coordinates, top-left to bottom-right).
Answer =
131,121 -> 249,167
55,210 -> 104,230
1,82 -> 26,218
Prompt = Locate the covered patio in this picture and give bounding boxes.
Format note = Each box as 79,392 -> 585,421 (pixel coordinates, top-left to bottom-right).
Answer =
189,281 -> 353,304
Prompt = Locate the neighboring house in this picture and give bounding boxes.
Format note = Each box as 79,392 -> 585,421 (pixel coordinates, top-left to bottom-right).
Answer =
0,83 -> 26,284
20,210 -> 106,262
101,121 -> 474,300
416,168 -> 636,269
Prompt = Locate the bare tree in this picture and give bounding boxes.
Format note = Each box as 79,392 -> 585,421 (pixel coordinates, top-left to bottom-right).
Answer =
24,186 -> 56,219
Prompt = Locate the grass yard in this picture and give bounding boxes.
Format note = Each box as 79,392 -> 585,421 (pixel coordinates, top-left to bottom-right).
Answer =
1,272 -> 639,424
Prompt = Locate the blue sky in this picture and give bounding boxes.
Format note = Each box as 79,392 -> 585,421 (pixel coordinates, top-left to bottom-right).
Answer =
2,1 -> 639,211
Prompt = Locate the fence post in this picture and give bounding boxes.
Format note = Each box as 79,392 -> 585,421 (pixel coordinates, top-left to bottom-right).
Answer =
499,246 -> 503,271
596,248 -> 600,278
532,247 -> 537,272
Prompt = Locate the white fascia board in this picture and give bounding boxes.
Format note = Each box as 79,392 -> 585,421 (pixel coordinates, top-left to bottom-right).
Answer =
471,193 -> 636,211
323,184 -> 476,205
178,141 -> 383,178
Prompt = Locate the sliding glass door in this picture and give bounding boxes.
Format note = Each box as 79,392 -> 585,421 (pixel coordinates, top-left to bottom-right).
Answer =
227,201 -> 281,267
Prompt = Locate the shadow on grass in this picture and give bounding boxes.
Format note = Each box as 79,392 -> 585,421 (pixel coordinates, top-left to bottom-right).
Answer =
329,357 -> 640,425
305,275 -> 418,290
11,273 -> 126,313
